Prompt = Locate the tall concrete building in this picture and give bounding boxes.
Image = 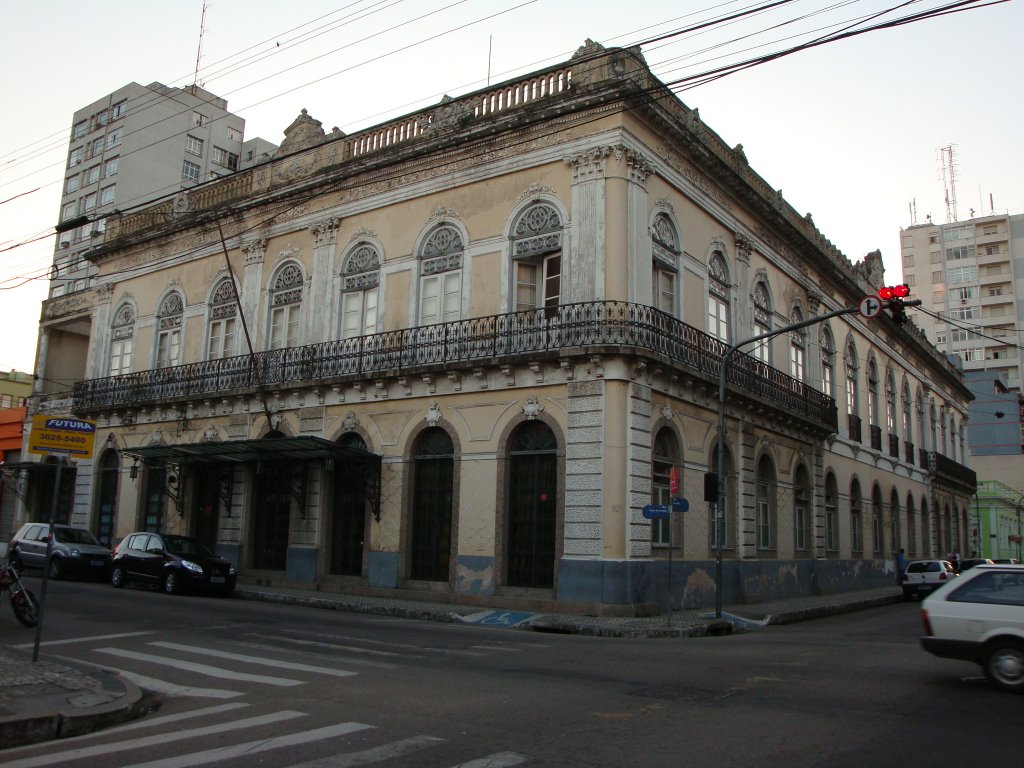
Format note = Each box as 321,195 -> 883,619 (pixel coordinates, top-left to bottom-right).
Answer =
51,82 -> 251,300
900,212 -> 1024,389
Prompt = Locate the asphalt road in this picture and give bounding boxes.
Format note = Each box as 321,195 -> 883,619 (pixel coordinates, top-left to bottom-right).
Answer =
1,575 -> 1021,768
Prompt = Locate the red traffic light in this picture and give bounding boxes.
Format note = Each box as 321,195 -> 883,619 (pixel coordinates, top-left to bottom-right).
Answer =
877,284 -> 910,300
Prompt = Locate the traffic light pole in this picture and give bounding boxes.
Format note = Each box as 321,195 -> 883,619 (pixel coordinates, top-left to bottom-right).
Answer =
714,305 -> 861,619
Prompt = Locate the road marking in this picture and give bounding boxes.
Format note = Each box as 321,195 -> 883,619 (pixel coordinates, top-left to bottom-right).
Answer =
0,710 -> 308,768
93,647 -> 304,686
276,630 -> 486,657
11,631 -> 153,649
118,722 -> 374,768
0,703 -> 251,756
149,641 -> 358,677
282,735 -> 444,767
112,669 -> 245,698
239,639 -> 398,669
470,645 -> 523,652
449,753 -> 529,768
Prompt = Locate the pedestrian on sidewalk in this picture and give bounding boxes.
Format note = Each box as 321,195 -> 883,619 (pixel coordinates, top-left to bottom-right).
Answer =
896,548 -> 907,585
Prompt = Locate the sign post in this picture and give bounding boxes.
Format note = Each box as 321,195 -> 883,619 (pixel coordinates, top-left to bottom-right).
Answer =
27,415 -> 96,662
644,499 -> 688,627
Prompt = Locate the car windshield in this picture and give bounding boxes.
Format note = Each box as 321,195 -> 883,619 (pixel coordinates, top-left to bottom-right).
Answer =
57,528 -> 101,545
163,536 -> 214,558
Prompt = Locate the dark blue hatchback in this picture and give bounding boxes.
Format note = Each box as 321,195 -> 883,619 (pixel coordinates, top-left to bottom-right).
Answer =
111,532 -> 236,596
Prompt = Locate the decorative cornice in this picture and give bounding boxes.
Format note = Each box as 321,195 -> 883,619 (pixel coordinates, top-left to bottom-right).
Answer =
241,238 -> 267,266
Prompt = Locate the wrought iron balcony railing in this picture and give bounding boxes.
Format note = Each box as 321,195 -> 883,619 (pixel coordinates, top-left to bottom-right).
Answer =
72,301 -> 838,431
888,433 -> 899,458
929,451 -> 977,492
904,441 -> 915,464
870,425 -> 882,451
847,414 -> 862,443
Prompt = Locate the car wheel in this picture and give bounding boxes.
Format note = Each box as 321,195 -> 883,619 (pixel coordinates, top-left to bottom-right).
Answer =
111,565 -> 126,588
984,640 -> 1024,693
163,571 -> 179,595
47,557 -> 64,580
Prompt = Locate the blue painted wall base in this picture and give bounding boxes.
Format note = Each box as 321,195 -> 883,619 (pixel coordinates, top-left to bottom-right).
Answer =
286,546 -> 318,582
368,551 -> 399,588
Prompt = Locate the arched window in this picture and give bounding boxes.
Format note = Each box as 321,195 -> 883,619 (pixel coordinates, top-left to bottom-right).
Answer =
411,428 -> 455,582
890,488 -> 901,556
794,464 -> 810,552
340,242 -> 380,339
707,251 -> 730,343
418,224 -> 463,325
824,472 -> 838,553
789,307 -> 806,382
155,292 -> 183,368
886,370 -> 897,438
109,302 -> 135,376
850,479 -> 863,554
710,444 -> 734,551
867,359 -> 880,430
902,381 -> 913,460
207,278 -> 238,360
651,428 -> 678,547
906,493 -> 916,556
511,203 -> 562,316
845,340 -> 860,442
752,282 -> 771,364
268,262 -> 303,350
871,484 -> 884,555
756,455 -> 776,551
652,213 -> 679,314
507,421 -> 558,588
820,326 -> 835,398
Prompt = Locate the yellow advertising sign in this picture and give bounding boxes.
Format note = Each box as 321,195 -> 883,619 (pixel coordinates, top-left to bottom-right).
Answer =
29,414 -> 97,459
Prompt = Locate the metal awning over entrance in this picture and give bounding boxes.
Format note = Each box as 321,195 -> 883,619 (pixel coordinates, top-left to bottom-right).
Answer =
121,436 -> 377,465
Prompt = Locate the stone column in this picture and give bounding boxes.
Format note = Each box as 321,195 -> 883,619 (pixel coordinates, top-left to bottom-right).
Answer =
241,238 -> 267,346
564,147 -> 609,302
309,217 -> 341,343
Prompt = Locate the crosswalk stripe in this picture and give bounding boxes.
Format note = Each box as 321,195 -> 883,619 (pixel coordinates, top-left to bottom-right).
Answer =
94,647 -> 304,686
148,641 -> 358,676
11,631 -> 153,649
237,640 -> 399,670
117,722 -> 374,768
282,735 -> 444,768
112,669 -> 245,698
0,710 -> 308,768
449,753 -> 529,768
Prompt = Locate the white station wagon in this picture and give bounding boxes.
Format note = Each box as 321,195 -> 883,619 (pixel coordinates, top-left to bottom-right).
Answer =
920,564 -> 1024,692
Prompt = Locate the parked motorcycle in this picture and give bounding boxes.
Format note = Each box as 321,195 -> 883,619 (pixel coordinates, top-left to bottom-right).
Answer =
0,561 -> 38,627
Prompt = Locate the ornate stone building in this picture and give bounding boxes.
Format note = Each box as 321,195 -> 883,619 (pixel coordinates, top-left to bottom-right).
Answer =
26,40 -> 975,613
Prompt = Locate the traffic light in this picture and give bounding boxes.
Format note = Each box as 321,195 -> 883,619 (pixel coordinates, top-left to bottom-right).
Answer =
877,284 -> 918,325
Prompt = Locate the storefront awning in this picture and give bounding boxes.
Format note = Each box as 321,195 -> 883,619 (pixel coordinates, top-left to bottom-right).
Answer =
120,436 -> 378,466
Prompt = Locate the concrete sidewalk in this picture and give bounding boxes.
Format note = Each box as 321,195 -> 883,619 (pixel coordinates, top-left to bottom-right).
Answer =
0,584 -> 904,749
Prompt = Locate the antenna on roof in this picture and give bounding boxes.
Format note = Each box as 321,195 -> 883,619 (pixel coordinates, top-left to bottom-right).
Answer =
192,1 -> 209,92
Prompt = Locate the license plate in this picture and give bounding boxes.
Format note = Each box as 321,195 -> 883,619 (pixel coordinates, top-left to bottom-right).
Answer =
91,560 -> 105,567
210,576 -> 225,584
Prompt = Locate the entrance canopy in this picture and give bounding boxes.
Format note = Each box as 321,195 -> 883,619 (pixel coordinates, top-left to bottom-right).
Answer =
121,435 -> 378,466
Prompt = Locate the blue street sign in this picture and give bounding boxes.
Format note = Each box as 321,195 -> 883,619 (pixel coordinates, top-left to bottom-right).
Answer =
672,497 -> 689,513
642,504 -> 670,520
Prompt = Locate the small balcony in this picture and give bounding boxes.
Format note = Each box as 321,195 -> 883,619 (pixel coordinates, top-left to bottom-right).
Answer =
904,441 -> 914,464
847,414 -> 862,443
888,433 -> 899,458
870,425 -> 882,451
928,451 -> 977,493
72,301 -> 838,434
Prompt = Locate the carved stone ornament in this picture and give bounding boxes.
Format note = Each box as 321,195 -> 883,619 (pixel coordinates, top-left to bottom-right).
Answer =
311,217 -> 341,244
204,425 -> 218,442
425,401 -> 442,426
242,239 -> 267,266
428,206 -> 460,223
168,191 -> 191,219
735,233 -> 753,264
517,182 -> 556,205
348,226 -> 379,245
661,404 -> 674,421
522,395 -> 545,420
275,109 -> 327,156
342,411 -> 360,432
150,427 -> 164,446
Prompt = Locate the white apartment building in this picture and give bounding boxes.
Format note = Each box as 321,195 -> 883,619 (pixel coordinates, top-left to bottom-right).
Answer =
52,82 -> 250,299
901,213 -> 1024,390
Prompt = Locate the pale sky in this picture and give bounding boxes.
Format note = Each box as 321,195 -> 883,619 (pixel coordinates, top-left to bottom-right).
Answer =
2,0 -> 1022,376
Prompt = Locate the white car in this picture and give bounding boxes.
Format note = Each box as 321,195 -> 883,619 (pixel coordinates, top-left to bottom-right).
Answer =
920,564 -> 1024,692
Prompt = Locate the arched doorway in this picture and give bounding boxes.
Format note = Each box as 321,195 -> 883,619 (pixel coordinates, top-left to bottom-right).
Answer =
506,421 -> 557,588
95,450 -> 119,547
331,433 -> 370,576
410,428 -> 454,582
